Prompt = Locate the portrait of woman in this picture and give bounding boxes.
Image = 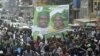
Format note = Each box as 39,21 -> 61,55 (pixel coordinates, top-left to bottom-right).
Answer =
52,13 -> 64,30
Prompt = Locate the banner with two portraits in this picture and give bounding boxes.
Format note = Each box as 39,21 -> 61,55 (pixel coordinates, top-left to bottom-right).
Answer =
32,5 -> 69,38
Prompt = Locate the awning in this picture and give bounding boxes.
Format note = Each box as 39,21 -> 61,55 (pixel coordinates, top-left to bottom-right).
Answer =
86,23 -> 96,26
75,18 -> 98,23
68,23 -> 80,26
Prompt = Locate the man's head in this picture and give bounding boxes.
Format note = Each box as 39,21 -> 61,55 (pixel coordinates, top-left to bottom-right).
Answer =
26,43 -> 31,51
37,11 -> 49,28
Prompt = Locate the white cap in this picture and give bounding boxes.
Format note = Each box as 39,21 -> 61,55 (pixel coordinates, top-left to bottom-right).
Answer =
38,34 -> 43,39
87,44 -> 91,47
56,35 -> 61,38
87,48 -> 92,51
99,40 -> 100,44
0,50 -> 3,54
94,39 -> 97,42
26,43 -> 30,46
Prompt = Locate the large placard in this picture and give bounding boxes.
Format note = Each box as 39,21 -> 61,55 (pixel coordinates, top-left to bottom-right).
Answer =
32,5 -> 69,38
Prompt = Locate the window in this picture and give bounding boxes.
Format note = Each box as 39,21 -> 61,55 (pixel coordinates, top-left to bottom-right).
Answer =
0,3 -> 2,8
29,1 -> 32,5
22,0 -> 32,5
19,12 -> 23,17
20,8 -> 24,10
98,2 -> 100,10
94,2 -> 97,5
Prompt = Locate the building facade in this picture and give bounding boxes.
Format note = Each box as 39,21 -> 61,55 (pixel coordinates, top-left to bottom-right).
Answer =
3,0 -> 18,14
18,0 -> 34,26
93,0 -> 100,18
79,0 -> 89,18
0,0 -> 2,8
93,0 -> 100,12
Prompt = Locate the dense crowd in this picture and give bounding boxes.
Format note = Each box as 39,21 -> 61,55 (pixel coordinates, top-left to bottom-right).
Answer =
0,23 -> 100,56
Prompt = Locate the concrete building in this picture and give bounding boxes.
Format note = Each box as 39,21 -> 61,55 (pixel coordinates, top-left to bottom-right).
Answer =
79,0 -> 89,18
0,0 -> 9,19
88,0 -> 100,18
93,0 -> 100,12
18,0 -> 34,26
73,0 -> 99,18
93,0 -> 100,18
0,0 -> 7,11
2,0 -> 18,18
18,0 -> 33,18
0,0 -> 3,8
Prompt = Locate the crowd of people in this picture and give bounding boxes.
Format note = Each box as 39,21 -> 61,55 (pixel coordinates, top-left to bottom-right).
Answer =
0,23 -> 100,56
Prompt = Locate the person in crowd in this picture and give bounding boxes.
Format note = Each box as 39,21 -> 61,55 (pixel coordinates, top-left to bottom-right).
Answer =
96,31 -> 100,41
39,37 -> 46,56
0,29 -> 3,40
53,42 -> 62,56
0,23 -> 100,56
14,44 -> 22,56
29,41 -> 35,51
44,45 -> 50,56
68,45 -> 86,56
22,44 -> 36,56
19,35 -> 24,46
60,45 -> 69,56
0,42 -> 5,56
5,43 -> 12,56
94,43 -> 99,56
2,37 -> 9,48
34,36 -> 41,53
26,36 -> 32,43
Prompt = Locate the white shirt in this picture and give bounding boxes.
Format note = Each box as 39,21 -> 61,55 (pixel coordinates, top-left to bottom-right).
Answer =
0,31 -> 3,39
91,31 -> 95,37
20,38 -> 24,45
39,42 -> 45,54
56,47 -> 62,55
13,34 -> 15,40
26,37 -> 31,43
